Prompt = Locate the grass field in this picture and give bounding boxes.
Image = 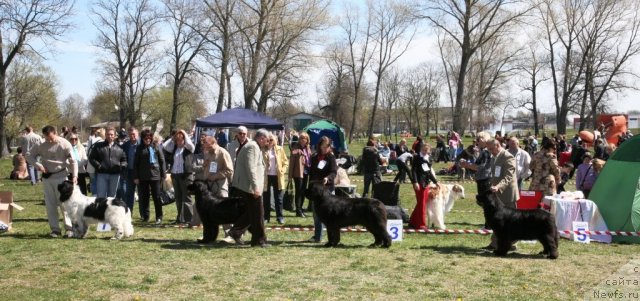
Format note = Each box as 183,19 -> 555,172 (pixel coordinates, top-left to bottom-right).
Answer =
1,138 -> 639,300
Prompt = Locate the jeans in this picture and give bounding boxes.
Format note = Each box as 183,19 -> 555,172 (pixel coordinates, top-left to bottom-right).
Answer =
27,163 -> 39,184
123,170 -> 136,211
263,175 -> 284,221
96,173 -> 120,198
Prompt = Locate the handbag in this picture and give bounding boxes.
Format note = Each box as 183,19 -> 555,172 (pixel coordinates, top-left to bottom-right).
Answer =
283,180 -> 294,212
160,176 -> 176,206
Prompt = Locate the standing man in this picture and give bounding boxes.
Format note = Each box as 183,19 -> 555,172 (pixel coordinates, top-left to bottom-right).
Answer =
227,128 -> 270,248
361,138 -> 382,198
215,129 -> 228,149
200,135 -> 234,239
20,126 -> 43,185
485,138 -> 519,250
27,126 -> 77,238
507,137 -> 531,190
121,127 -> 140,211
89,127 -> 127,198
228,126 -> 250,163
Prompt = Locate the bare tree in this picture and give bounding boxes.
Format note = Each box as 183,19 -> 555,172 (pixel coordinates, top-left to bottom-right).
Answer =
163,0 -> 211,131
319,43 -> 354,130
420,0 -> 531,133
400,64 -> 441,136
233,0 -> 329,112
366,0 -> 415,136
516,42 -> 548,136
203,0 -> 238,113
576,0 -> 640,130
0,0 -> 73,155
340,2 -> 375,143
92,0 -> 162,127
539,0 -> 590,134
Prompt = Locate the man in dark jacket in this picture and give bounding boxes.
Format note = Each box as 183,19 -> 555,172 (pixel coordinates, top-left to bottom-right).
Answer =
361,139 -> 382,198
120,127 -> 140,210
89,127 -> 127,198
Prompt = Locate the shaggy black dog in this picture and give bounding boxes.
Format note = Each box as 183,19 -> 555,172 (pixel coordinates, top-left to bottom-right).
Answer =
306,182 -> 391,248
189,180 -> 246,244
476,194 -> 559,259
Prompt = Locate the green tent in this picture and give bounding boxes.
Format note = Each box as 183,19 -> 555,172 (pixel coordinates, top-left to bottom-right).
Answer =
304,119 -> 348,153
589,135 -> 640,243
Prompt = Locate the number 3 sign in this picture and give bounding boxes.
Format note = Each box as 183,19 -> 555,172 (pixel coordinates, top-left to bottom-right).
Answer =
387,220 -> 403,242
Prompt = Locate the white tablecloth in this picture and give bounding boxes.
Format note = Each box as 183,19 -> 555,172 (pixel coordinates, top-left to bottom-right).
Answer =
543,196 -> 611,243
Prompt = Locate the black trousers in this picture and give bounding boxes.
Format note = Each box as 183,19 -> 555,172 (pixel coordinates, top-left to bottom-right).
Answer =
293,174 -> 309,213
393,161 -> 410,182
263,175 -> 284,221
229,189 -> 266,246
138,179 -> 163,220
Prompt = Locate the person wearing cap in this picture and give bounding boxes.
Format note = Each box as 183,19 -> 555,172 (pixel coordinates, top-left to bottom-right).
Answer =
228,126 -> 250,163
19,125 -> 43,185
575,152 -> 597,198
27,125 -> 78,238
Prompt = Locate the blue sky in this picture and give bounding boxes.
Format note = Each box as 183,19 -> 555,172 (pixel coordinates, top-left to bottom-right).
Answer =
45,2 -> 638,116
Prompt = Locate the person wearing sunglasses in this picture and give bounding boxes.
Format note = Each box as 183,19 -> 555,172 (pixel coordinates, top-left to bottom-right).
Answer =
66,133 -> 89,195
133,129 -> 166,225
262,133 -> 289,224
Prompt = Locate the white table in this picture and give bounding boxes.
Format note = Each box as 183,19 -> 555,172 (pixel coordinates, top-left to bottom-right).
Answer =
543,196 -> 611,243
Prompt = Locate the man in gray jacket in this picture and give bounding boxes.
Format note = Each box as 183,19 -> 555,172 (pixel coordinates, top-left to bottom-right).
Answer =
227,128 -> 269,247
27,125 -> 77,238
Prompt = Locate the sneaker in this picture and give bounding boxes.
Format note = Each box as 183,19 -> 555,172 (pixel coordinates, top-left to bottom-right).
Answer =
155,219 -> 162,225
277,218 -> 285,225
49,231 -> 61,238
65,230 -> 74,238
222,236 -> 236,244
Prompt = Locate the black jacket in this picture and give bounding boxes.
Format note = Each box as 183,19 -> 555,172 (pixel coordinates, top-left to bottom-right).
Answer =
410,154 -> 438,188
89,141 -> 127,174
361,146 -> 381,174
310,152 -> 338,190
133,144 -> 166,181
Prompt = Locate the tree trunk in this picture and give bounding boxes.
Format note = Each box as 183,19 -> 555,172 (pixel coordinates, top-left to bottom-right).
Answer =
348,89 -> 360,143
0,71 -> 8,156
367,74 -> 383,136
170,79 -> 181,132
453,49 -> 471,133
216,55 -> 227,113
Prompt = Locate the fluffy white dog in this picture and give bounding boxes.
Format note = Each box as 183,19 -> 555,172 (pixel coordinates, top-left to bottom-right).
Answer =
57,181 -> 134,239
427,183 -> 465,229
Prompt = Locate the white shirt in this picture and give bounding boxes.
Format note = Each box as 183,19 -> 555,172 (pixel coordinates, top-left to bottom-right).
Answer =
509,147 -> 531,179
267,148 -> 277,176
397,152 -> 413,163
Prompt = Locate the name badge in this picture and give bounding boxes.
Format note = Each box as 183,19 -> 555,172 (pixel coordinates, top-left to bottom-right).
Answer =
209,162 -> 218,173
318,160 -> 327,169
494,166 -> 502,177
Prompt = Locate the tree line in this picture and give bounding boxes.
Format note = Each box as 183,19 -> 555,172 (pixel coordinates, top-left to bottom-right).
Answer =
1,0 -> 639,154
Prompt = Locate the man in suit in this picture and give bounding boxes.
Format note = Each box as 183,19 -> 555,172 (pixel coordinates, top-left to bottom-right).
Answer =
227,128 -> 270,247
485,138 -> 519,250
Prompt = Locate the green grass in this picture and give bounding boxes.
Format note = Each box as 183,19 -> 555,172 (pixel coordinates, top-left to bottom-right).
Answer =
1,151 -> 639,300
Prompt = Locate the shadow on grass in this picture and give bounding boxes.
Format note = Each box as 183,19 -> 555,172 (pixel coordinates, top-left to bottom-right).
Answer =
12,217 -> 49,222
416,245 -> 550,259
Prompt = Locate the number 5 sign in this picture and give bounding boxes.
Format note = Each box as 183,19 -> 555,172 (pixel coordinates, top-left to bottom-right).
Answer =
387,220 -> 403,242
572,221 -> 590,244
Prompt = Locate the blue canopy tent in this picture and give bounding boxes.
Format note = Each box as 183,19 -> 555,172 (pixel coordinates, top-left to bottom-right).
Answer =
195,108 -> 284,130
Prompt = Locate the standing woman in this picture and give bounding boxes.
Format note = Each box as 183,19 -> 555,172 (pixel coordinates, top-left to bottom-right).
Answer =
460,131 -> 493,196
529,140 -> 561,196
163,129 -> 195,225
133,129 -> 166,224
263,133 -> 289,224
67,133 -> 89,195
408,143 -> 439,229
308,136 -> 338,243
289,132 -> 312,217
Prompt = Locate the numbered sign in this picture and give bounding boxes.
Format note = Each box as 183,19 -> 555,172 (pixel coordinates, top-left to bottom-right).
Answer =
386,219 -> 403,242
572,221 -> 590,244
96,222 -> 111,232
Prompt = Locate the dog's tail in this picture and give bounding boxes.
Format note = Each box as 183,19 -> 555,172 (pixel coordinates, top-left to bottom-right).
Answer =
124,209 -> 134,237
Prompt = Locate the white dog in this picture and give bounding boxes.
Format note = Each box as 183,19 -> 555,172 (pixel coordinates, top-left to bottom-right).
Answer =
57,181 -> 134,239
427,184 -> 465,229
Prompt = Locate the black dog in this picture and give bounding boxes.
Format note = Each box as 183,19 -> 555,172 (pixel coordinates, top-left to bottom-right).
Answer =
189,180 -> 246,244
476,194 -> 559,259
306,182 -> 391,248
